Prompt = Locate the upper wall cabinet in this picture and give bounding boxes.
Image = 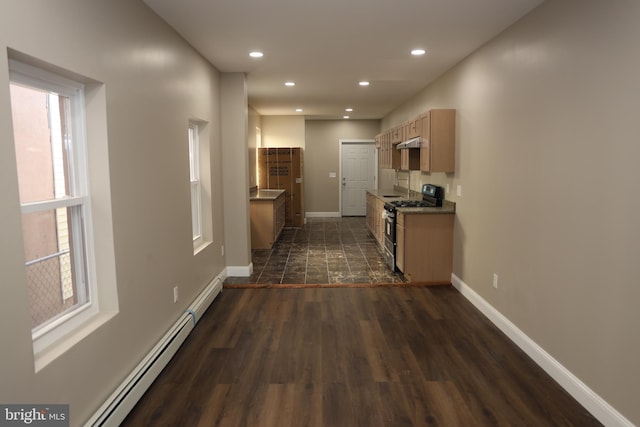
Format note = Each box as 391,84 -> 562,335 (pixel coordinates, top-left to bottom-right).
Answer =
378,130 -> 401,170
378,108 -> 456,172
390,125 -> 404,144
421,109 -> 456,173
405,117 -> 422,140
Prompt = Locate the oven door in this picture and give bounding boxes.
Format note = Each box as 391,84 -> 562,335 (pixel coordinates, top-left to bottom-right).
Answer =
383,206 -> 396,243
382,208 -> 396,270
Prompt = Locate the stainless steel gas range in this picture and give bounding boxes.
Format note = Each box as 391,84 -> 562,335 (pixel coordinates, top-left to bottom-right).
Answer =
382,184 -> 445,271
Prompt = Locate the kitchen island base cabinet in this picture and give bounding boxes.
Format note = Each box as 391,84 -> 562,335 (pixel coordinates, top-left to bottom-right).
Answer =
250,192 -> 286,250
396,212 -> 454,284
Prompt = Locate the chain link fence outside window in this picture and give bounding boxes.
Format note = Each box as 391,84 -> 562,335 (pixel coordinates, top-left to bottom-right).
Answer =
25,250 -> 75,329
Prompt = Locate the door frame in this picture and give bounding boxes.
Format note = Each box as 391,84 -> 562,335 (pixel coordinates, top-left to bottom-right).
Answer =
339,139 -> 377,216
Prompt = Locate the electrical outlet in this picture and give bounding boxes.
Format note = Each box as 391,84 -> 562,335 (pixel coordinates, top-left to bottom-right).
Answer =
173,286 -> 179,303
492,274 -> 498,289
456,185 -> 462,197
221,245 -> 225,256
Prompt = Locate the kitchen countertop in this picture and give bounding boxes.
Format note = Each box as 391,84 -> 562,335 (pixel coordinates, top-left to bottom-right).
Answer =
250,189 -> 285,201
367,188 -> 456,214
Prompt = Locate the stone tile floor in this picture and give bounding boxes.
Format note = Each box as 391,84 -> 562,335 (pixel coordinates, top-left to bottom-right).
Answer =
224,217 -> 406,285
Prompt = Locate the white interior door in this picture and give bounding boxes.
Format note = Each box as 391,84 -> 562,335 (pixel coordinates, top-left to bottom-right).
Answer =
341,142 -> 376,216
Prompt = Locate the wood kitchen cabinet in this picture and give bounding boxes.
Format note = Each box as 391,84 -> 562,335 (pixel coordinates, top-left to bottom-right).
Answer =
421,109 -> 456,173
366,193 -> 385,247
405,117 -> 422,139
250,190 -> 286,249
379,130 -> 401,170
395,212 -> 454,284
400,147 -> 420,171
390,125 -> 404,144
378,109 -> 454,171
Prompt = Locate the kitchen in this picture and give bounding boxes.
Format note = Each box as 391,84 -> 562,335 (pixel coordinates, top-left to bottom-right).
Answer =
1,1 -> 639,426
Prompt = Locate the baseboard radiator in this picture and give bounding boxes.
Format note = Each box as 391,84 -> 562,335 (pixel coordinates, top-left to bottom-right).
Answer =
84,276 -> 223,427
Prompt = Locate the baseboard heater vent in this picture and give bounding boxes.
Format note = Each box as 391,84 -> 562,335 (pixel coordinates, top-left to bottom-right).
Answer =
84,276 -> 223,427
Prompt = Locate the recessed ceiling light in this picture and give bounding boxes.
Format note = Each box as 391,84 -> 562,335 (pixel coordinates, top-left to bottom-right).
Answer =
359,81 -> 370,86
285,81 -> 296,87
249,51 -> 264,58
345,108 -> 353,112
296,108 -> 303,112
411,49 -> 426,56
343,115 -> 350,119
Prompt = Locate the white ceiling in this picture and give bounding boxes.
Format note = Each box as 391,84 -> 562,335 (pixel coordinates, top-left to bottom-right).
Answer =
143,0 -> 543,120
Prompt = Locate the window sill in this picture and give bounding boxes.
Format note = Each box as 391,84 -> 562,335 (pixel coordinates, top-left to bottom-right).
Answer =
194,240 -> 212,256
34,310 -> 118,373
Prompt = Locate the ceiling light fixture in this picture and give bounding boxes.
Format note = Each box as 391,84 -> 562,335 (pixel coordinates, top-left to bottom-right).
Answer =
285,81 -> 296,87
296,108 -> 303,112
345,108 -> 353,112
411,49 -> 426,56
359,81 -> 370,86
249,51 -> 264,58
343,115 -> 350,119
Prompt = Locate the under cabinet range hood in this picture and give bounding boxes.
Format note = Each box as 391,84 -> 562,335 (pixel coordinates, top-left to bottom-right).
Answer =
396,136 -> 421,149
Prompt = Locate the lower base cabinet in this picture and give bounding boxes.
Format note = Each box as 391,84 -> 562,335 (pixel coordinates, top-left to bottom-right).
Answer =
366,193 -> 385,247
250,192 -> 286,249
396,212 -> 454,284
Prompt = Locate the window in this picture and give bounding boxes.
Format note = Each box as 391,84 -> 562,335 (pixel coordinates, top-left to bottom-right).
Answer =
188,120 -> 211,253
188,122 -> 202,246
9,59 -> 98,350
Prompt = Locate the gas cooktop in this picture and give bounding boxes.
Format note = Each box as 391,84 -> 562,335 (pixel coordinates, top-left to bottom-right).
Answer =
387,199 -> 432,208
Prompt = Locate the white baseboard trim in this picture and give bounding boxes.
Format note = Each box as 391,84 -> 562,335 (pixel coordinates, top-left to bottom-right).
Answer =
225,263 -> 253,278
450,273 -> 633,427
84,275 -> 223,426
305,212 -> 341,218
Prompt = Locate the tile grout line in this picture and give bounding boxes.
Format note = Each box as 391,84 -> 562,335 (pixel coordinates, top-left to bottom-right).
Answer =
279,228 -> 295,284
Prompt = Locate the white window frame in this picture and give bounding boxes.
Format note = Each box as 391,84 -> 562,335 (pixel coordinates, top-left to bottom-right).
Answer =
188,119 -> 212,254
9,59 -> 99,355
189,122 -> 203,249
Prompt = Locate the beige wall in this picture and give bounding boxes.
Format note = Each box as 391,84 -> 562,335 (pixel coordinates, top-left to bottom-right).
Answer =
221,73 -> 252,270
383,0 -> 640,423
0,0 -> 227,423
305,120 -> 380,214
261,115 -> 305,148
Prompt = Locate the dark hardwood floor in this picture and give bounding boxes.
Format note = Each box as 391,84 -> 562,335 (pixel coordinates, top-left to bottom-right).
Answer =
123,286 -> 601,426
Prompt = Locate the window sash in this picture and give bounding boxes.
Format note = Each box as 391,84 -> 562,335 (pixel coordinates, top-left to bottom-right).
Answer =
9,59 -> 95,342
189,123 -> 203,245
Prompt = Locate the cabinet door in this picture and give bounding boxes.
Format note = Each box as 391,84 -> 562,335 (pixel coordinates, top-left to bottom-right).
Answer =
375,199 -> 385,245
421,109 -> 455,173
366,194 -> 374,234
407,118 -> 422,139
430,109 -> 456,173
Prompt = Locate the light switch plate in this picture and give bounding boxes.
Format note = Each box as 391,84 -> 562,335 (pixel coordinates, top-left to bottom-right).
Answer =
456,185 -> 462,197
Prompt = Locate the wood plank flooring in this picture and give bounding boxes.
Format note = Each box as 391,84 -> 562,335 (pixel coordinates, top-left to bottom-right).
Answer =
123,286 -> 601,426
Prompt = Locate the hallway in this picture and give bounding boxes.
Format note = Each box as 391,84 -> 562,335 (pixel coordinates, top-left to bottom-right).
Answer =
124,285 -> 601,426
224,217 -> 406,286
